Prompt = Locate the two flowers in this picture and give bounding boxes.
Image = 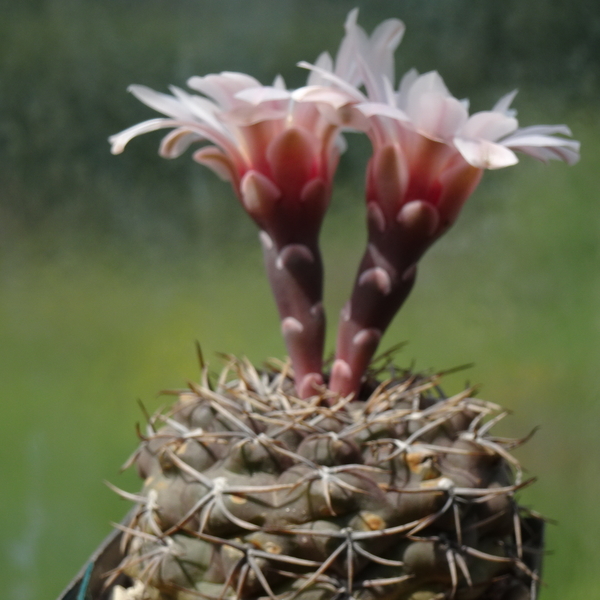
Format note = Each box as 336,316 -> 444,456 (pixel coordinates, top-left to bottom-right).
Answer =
110,9 -> 579,399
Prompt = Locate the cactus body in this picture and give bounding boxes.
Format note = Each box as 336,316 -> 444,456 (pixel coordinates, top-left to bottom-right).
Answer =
110,358 -> 543,600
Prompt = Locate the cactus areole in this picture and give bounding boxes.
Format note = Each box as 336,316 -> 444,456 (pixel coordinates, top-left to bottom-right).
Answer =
59,8 -> 579,600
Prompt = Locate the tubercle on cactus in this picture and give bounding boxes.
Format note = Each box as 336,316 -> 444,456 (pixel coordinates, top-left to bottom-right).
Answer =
106,356 -> 544,600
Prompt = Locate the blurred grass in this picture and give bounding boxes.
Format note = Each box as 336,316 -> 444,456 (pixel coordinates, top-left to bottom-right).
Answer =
1,1 -> 599,599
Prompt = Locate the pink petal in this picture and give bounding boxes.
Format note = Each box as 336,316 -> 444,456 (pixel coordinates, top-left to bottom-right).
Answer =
369,144 -> 409,215
192,146 -> 239,183
436,159 -> 483,228
266,127 -> 317,197
300,178 -> 329,214
240,170 -> 281,217
329,103 -> 370,130
397,200 -> 440,237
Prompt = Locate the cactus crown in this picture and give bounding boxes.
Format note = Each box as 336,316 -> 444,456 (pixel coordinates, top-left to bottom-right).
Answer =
107,357 -> 542,600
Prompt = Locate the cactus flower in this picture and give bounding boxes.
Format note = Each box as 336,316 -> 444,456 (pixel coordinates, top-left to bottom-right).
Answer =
307,11 -> 581,397
110,69 -> 355,398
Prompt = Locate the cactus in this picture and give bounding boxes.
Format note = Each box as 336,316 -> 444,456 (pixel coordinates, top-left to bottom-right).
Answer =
106,357 -> 543,600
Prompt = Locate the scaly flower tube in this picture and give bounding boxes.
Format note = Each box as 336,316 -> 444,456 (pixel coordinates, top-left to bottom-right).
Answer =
110,69 -> 350,398
304,11 -> 581,397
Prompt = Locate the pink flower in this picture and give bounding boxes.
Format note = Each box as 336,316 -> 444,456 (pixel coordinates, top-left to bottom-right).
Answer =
110,72 -> 345,244
306,11 -> 581,397
301,11 -> 580,238
356,71 -> 580,235
110,56 -> 355,399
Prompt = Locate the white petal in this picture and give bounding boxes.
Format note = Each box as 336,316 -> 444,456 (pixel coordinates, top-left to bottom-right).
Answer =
370,18 -> 405,55
128,85 -> 192,119
356,49 -> 386,102
293,85 -> 358,110
335,132 -> 347,154
220,103 -> 287,126
345,7 -> 360,31
169,86 -> 225,131
501,133 -> 579,149
501,134 -> 580,164
493,89 -> 518,116
235,86 -> 291,105
369,18 -> 405,84
382,76 -> 397,106
508,144 -> 580,165
454,137 -> 519,169
355,101 -> 410,123
396,68 -> 419,110
333,9 -> 362,84
297,61 -> 366,101
459,111 -> 518,142
409,93 -> 469,141
109,118 -> 182,154
273,74 -> 287,90
503,124 -> 573,137
407,71 -> 452,103
307,52 -> 334,86
187,72 -> 261,108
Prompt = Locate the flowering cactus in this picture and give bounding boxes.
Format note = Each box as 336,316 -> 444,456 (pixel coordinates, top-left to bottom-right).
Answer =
61,9 -> 584,600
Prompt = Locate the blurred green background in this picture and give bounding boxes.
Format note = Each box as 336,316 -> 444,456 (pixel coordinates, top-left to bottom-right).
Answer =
1,1 -> 599,598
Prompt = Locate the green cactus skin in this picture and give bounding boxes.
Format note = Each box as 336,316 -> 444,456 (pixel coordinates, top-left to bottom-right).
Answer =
109,357 -> 543,600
